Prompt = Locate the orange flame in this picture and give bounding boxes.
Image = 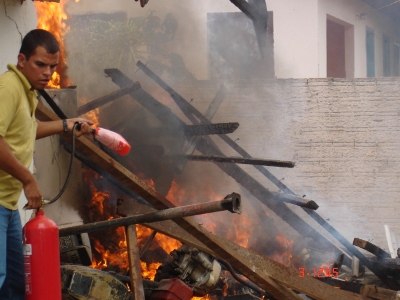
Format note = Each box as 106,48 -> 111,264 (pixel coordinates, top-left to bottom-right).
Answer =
84,106 -> 100,127
83,168 -> 182,281
35,0 -> 72,88
271,235 -> 294,267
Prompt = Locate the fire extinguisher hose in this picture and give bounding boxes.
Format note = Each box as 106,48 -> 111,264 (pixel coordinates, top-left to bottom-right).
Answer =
22,122 -> 79,210
45,122 -> 80,205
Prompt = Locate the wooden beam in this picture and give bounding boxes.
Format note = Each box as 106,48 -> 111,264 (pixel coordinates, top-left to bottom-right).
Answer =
319,277 -> 399,300
125,225 -> 145,300
77,82 -> 141,115
353,238 -> 391,259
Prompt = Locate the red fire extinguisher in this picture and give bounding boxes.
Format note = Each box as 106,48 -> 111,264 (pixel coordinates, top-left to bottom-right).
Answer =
23,208 -> 61,300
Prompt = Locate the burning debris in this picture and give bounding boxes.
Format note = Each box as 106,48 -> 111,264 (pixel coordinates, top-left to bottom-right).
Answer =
30,59 -> 400,299
32,3 -> 400,298
32,61 -> 400,299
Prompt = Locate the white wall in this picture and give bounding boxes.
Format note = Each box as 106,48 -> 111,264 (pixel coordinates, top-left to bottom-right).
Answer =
269,0 -> 320,78
0,0 -> 37,73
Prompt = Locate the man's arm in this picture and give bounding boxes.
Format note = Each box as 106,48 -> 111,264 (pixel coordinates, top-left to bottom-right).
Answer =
0,136 -> 42,209
36,118 -> 94,139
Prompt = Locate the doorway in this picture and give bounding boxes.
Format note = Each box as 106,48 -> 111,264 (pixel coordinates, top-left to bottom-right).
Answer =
327,17 -> 354,78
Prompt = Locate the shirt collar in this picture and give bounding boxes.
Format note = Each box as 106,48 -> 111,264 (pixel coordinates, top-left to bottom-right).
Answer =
7,64 -> 34,94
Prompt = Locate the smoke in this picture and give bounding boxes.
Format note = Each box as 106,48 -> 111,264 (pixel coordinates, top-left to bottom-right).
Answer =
59,0 -> 388,273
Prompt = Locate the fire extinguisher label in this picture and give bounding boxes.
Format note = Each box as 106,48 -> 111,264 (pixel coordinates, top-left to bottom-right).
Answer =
23,244 -> 32,295
23,244 -> 32,255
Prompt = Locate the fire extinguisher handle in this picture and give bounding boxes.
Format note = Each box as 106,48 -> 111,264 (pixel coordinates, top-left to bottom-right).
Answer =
74,121 -> 82,131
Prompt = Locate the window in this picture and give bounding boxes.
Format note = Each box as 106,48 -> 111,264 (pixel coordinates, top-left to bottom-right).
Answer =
394,43 -> 400,77
366,28 -> 375,77
383,36 -> 391,77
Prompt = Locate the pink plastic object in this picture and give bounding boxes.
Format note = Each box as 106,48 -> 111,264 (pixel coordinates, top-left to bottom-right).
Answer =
93,127 -> 131,156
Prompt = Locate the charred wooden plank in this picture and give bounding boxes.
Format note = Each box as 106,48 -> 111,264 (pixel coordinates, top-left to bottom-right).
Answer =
229,0 -> 268,59
77,82 -> 141,115
125,224 -> 145,300
146,123 -> 239,138
173,154 -> 295,168
184,122 -> 239,136
318,277 -> 399,300
353,238 -> 391,259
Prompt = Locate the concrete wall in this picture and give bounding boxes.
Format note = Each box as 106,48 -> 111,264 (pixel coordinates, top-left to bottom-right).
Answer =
173,77 -> 400,251
0,0 -> 37,73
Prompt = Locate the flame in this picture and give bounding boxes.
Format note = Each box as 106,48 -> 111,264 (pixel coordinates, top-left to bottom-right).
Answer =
271,235 -> 294,267
35,0 -> 72,88
83,106 -> 100,127
141,261 -> 162,281
83,168 -> 182,280
193,296 -> 211,300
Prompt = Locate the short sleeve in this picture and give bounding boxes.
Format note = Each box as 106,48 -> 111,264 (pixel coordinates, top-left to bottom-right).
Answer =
0,74 -> 20,137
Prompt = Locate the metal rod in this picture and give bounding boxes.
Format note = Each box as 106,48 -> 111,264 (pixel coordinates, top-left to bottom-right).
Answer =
77,82 -> 141,115
174,154 -> 295,168
59,193 -> 241,237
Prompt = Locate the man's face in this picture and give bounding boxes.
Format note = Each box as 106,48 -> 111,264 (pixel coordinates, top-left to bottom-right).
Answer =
17,45 -> 59,90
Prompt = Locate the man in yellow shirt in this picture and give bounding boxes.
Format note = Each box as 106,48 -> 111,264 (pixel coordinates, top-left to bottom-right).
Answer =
0,29 -> 93,299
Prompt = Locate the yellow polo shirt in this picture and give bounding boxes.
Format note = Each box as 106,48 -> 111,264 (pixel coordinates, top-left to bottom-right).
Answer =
0,64 -> 38,210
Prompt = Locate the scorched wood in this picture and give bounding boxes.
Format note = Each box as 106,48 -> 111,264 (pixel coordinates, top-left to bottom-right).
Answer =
125,224 -> 145,300
353,238 -> 391,260
77,82 -> 141,115
171,154 -> 295,168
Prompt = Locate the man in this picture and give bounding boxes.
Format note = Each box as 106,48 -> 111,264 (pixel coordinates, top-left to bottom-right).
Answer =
0,29 -> 93,299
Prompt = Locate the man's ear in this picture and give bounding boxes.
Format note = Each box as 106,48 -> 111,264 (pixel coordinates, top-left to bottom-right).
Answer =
17,53 -> 26,70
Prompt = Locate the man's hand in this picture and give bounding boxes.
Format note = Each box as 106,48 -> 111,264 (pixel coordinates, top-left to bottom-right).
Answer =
66,118 -> 94,137
36,118 -> 94,140
0,136 -> 42,209
23,177 -> 43,210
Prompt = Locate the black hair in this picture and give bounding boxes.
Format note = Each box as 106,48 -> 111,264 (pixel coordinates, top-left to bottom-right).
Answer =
19,29 -> 59,60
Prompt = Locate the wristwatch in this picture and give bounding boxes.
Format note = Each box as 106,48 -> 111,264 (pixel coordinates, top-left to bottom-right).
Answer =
62,119 -> 68,132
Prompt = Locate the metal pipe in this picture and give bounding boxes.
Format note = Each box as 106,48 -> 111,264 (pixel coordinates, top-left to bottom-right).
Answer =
59,193 -> 241,237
